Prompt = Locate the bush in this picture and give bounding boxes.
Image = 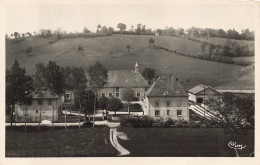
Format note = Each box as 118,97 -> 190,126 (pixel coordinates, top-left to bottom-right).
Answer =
129,103 -> 143,112
25,46 -> 32,53
78,45 -> 84,51
211,55 -> 222,62
120,116 -> 154,127
221,56 -> 234,64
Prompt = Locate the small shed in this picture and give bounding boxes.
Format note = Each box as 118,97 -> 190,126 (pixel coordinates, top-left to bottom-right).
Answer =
188,84 -> 222,103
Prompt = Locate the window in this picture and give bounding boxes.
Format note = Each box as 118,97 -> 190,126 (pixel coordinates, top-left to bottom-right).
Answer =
155,101 -> 159,107
166,101 -> 170,107
116,87 -> 119,92
155,110 -> 160,116
102,93 -> 105,97
167,110 -> 170,116
65,93 -> 70,99
116,93 -> 119,98
38,99 -> 42,105
109,93 -> 113,97
36,110 -> 38,113
48,99 -> 52,105
137,92 -> 140,97
177,100 -> 181,107
177,110 -> 182,116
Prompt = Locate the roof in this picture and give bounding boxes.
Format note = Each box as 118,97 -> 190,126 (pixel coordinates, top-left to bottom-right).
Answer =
30,90 -> 60,99
146,77 -> 188,97
188,84 -> 221,95
104,70 -> 150,88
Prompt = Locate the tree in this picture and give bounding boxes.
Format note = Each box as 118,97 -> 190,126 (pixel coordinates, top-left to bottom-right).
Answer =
108,27 -> 114,34
76,90 -> 94,121
96,24 -> 101,33
117,23 -> 127,31
107,97 -> 123,115
100,26 -> 108,34
32,63 -> 48,130
126,45 -> 131,53
98,97 -> 109,119
122,88 -> 135,117
148,38 -> 155,48
45,61 -> 64,95
83,27 -> 90,33
14,32 -> 18,39
6,60 -> 34,131
87,61 -> 108,127
136,24 -> 142,34
205,93 -> 254,128
141,25 -> 146,33
98,97 -> 109,110
142,67 -> 156,84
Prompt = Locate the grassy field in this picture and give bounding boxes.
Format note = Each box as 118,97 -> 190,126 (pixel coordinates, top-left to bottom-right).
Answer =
117,127 -> 254,157
6,127 -> 118,157
6,34 -> 254,89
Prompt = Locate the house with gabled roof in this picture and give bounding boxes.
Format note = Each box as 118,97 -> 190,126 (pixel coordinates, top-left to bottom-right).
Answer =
144,76 -> 189,120
188,84 -> 222,104
15,90 -> 62,122
98,62 -> 150,101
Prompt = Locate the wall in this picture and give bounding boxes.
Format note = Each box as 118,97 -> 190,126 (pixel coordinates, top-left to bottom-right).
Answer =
145,96 -> 189,121
98,87 -> 147,101
15,98 -> 60,122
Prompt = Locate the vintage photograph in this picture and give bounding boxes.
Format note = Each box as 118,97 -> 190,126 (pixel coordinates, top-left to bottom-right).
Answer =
4,0 -> 255,158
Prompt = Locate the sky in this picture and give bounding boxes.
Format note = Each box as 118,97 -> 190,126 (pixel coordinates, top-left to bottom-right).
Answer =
5,2 -> 256,35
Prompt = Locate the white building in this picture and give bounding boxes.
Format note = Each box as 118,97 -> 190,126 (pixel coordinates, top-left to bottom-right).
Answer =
144,76 -> 189,121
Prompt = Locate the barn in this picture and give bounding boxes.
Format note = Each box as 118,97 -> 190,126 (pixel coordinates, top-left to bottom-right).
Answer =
188,84 -> 222,104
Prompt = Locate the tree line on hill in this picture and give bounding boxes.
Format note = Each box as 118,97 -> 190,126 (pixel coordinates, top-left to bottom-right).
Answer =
6,59 -> 158,131
200,39 -> 254,57
159,26 -> 254,41
6,24 -> 254,41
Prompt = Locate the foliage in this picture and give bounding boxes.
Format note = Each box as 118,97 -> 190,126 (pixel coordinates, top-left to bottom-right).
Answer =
107,97 -> 123,114
117,23 -> 127,31
205,92 -> 254,128
142,67 -> 156,84
129,103 -> 143,112
6,60 -> 34,105
75,90 -> 95,115
97,97 -> 109,110
87,61 -> 108,90
45,61 -> 65,95
32,63 -> 48,93
83,27 -> 90,33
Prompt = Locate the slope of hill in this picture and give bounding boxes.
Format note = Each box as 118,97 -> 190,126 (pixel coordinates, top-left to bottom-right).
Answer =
5,34 -> 254,90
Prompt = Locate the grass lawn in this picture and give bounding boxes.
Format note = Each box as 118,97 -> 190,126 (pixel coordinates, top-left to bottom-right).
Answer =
117,127 -> 254,157
6,127 -> 118,157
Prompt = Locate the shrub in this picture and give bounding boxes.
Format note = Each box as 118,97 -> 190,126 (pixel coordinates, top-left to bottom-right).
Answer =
129,103 -> 143,112
221,56 -> 234,64
211,55 -> 222,62
120,116 -> 154,127
48,40 -> 54,44
202,54 -> 211,60
25,46 -> 32,53
78,45 -> 84,51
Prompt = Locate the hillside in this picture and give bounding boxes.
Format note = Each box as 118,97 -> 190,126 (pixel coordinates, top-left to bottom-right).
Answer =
5,34 -> 254,90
